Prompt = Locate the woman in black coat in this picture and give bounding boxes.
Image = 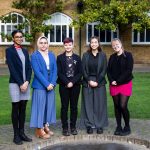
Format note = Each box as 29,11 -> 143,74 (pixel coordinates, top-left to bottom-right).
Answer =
6,30 -> 32,145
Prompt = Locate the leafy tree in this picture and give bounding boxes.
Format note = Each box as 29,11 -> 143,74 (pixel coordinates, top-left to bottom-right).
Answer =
74,0 -> 150,38
0,0 -> 63,47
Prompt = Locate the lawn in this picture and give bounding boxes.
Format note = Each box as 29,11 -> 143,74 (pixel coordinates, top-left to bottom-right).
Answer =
0,73 -> 150,125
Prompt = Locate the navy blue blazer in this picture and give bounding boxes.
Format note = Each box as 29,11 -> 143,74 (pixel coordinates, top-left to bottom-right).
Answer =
31,50 -> 57,90
6,45 -> 32,86
57,52 -> 82,86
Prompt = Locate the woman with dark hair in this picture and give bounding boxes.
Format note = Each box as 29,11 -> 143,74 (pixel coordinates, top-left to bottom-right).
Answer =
81,36 -> 108,134
107,38 -> 134,136
57,37 -> 82,136
30,36 -> 57,139
6,30 -> 32,145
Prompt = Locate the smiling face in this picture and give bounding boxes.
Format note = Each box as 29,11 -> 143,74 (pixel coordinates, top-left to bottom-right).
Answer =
111,40 -> 123,54
64,42 -> 73,53
12,32 -> 23,46
90,38 -> 99,51
38,38 -> 49,51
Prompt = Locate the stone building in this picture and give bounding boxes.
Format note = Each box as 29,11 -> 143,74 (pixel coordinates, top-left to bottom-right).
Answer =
0,0 -> 150,64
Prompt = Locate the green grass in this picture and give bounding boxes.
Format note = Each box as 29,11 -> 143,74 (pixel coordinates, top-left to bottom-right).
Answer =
0,73 -> 150,125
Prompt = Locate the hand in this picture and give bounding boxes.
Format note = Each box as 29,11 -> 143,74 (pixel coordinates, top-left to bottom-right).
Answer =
47,84 -> 54,91
20,81 -> 29,92
111,81 -> 117,85
88,81 -> 98,87
67,82 -> 73,88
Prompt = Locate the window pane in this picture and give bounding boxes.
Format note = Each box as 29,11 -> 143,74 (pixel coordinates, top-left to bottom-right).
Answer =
12,25 -> 17,32
106,30 -> 111,42
12,14 -> 17,23
7,25 -> 11,35
25,26 -> 29,33
50,26 -> 54,42
1,25 -> 5,33
62,25 -> 66,42
69,26 -> 72,38
140,31 -> 145,42
113,31 -> 118,38
56,25 -> 61,42
94,25 -> 99,37
100,30 -> 105,42
88,25 -> 92,42
133,30 -> 137,42
146,29 -> 150,42
18,15 -> 23,23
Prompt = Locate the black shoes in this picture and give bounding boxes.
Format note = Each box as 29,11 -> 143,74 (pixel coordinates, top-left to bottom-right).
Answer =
97,128 -> 103,134
20,133 -> 32,142
121,126 -> 131,136
114,126 -> 131,136
62,129 -> 70,136
71,128 -> 78,135
114,126 -> 123,136
87,127 -> 93,134
13,134 -> 23,145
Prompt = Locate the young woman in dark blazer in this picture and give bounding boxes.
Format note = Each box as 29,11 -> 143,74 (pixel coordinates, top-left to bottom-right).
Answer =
81,36 -> 108,134
6,30 -> 32,145
107,38 -> 134,136
57,37 -> 82,136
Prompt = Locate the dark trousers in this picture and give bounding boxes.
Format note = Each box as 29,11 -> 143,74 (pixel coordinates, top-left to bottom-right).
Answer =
59,84 -> 80,129
12,100 -> 27,132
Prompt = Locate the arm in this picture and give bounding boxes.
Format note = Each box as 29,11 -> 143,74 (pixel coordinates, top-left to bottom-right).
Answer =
97,52 -> 107,84
82,53 -> 89,82
107,55 -> 114,84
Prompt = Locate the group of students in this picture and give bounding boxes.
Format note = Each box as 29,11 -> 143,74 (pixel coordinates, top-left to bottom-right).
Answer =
6,30 -> 134,145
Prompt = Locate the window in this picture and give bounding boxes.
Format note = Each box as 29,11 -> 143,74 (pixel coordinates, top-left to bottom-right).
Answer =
86,22 -> 118,45
132,29 -> 150,45
44,12 -> 74,45
0,12 -> 30,45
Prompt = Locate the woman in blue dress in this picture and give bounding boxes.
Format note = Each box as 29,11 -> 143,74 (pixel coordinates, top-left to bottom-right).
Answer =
30,36 -> 57,139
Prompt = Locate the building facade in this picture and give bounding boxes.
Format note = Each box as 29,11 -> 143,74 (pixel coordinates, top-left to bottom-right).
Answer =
0,0 -> 150,64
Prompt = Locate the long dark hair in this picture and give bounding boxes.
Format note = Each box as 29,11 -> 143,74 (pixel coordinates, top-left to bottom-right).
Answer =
88,36 -> 102,52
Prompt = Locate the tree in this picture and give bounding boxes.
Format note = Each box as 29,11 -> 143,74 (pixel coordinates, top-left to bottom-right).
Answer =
74,0 -> 150,39
0,0 -> 63,48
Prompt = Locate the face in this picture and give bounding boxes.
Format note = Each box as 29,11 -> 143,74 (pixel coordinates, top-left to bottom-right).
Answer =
38,38 -> 48,51
111,40 -> 123,53
90,38 -> 99,51
13,32 -> 23,45
64,42 -> 73,53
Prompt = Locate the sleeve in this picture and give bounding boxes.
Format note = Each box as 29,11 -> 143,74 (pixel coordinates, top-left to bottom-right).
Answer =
31,54 -> 50,88
116,53 -> 134,84
57,55 -> 70,85
107,55 -> 114,83
71,56 -> 82,84
97,52 -> 107,84
82,53 -> 89,82
6,48 -> 23,86
25,51 -> 32,83
50,53 -> 57,86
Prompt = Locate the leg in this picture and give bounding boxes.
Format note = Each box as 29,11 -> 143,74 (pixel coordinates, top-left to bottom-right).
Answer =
12,102 -> 23,145
19,100 -> 32,142
120,94 -> 131,135
112,94 -> 123,135
70,85 -> 80,135
59,85 -> 70,136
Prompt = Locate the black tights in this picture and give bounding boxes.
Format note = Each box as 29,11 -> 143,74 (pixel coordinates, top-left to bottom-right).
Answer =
11,100 -> 27,130
112,94 -> 130,127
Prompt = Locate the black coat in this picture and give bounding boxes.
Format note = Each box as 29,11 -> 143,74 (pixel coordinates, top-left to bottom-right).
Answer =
107,51 -> 134,85
6,45 -> 32,86
57,52 -> 82,86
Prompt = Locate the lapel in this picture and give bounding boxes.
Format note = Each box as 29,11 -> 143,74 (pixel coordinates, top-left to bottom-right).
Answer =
11,45 -> 22,63
62,52 -> 67,72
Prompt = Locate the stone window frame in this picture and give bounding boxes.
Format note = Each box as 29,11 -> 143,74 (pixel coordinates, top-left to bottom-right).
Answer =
132,28 -> 150,45
86,22 -> 119,45
44,12 -> 74,45
0,12 -> 30,45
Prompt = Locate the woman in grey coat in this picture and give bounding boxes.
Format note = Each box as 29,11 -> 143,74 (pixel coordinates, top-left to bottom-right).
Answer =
81,36 -> 108,134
